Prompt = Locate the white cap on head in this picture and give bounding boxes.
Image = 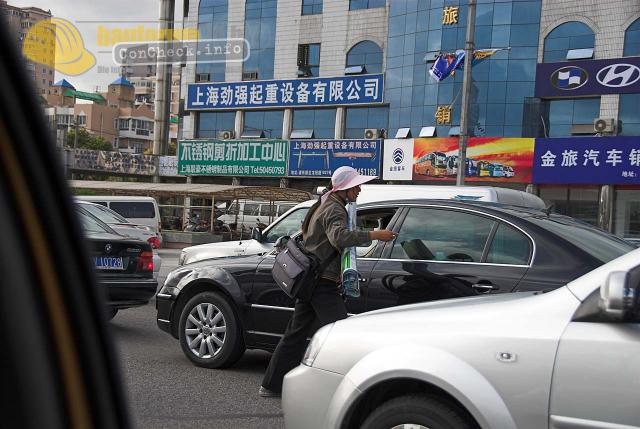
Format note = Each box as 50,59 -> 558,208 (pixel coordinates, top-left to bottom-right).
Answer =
321,166 -> 377,205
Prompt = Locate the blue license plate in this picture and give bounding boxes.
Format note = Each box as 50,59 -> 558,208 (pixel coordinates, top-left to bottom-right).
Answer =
95,257 -> 124,270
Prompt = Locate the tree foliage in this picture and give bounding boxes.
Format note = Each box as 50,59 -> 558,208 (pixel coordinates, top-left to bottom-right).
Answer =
67,128 -> 113,151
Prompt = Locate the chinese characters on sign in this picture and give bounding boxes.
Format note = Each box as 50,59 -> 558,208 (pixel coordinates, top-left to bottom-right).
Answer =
288,139 -> 381,178
186,74 -> 384,110
73,149 -> 156,175
442,7 -> 459,25
435,105 -> 452,124
532,137 -> 640,184
178,140 -> 288,177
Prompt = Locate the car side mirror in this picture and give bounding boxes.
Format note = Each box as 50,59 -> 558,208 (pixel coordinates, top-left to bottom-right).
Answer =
599,271 -> 638,321
252,227 -> 263,242
273,236 -> 289,251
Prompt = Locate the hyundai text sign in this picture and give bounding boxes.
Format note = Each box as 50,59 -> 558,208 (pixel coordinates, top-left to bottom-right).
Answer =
535,57 -> 640,97
532,137 -> 640,185
186,74 -> 384,110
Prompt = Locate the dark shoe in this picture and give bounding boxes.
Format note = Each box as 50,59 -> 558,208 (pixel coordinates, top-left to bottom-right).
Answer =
258,386 -> 280,397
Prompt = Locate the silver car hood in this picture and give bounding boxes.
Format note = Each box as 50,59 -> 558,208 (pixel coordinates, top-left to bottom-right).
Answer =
181,240 -> 254,264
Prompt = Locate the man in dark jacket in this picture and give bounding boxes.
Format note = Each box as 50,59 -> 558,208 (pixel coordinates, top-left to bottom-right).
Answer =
260,167 -> 396,396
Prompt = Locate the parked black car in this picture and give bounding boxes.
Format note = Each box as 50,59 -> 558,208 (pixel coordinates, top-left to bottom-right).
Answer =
156,199 -> 634,368
77,205 -> 157,319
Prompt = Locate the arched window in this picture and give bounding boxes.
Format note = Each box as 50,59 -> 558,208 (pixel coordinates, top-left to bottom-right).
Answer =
543,21 -> 595,62
196,0 -> 228,82
346,41 -> 383,74
624,18 -> 640,57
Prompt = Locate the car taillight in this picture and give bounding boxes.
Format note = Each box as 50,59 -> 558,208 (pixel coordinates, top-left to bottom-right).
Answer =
147,236 -> 160,249
137,251 -> 153,272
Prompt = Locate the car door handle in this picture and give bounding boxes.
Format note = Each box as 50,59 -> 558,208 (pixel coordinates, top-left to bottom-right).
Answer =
471,283 -> 499,293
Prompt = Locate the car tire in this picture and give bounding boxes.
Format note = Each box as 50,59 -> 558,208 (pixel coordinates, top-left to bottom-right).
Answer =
178,291 -> 245,368
361,395 -> 476,429
107,309 -> 118,320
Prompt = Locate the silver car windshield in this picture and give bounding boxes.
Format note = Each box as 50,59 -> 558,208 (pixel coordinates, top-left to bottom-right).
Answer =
528,215 -> 635,263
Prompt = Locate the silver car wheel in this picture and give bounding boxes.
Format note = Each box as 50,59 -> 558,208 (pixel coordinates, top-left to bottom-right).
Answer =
184,302 -> 227,358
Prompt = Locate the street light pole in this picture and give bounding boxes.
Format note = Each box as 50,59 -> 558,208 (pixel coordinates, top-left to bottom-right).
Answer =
456,0 -> 476,186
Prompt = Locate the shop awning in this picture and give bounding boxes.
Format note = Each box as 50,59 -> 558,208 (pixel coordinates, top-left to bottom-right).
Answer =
70,180 -> 312,202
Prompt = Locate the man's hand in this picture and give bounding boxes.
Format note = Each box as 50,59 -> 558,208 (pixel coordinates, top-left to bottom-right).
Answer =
369,230 -> 397,242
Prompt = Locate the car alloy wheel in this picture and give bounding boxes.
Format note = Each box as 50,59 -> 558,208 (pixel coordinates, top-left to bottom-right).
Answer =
178,291 -> 246,368
184,302 -> 226,358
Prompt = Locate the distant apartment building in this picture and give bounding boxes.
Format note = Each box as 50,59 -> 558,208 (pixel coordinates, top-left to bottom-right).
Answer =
0,0 -> 54,96
45,78 -> 155,153
121,51 -> 181,145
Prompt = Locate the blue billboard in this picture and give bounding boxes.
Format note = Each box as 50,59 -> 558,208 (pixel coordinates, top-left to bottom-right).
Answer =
288,139 -> 381,178
532,137 -> 640,185
186,74 -> 384,110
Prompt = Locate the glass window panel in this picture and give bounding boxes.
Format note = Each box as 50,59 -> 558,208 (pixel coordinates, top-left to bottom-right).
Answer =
404,34 -> 416,55
427,30 -> 442,51
474,26 -> 492,47
417,10 -> 430,32
507,59 -> 536,81
475,4 -> 493,26
471,59 -> 490,81
544,21 -> 594,62
493,2 -> 512,25
487,81 -> 506,102
486,103 -> 506,125
504,103 -> 524,125
614,189 -> 640,239
491,25 -> 510,47
486,223 -> 532,265
511,1 -> 540,25
505,82 -> 533,103
489,60 -> 508,81
619,94 -> 640,136
437,83 -> 453,104
390,0 -> 406,16
572,98 -> 600,124
441,28 -> 458,51
406,13 -> 418,34
510,24 -> 540,46
391,208 -> 495,262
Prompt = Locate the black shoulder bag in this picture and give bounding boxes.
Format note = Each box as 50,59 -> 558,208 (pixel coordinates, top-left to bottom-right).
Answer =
271,236 -> 338,301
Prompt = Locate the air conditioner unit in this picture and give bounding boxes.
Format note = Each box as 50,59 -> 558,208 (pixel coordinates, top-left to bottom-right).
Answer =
218,130 -> 235,140
364,128 -> 380,139
594,118 -> 617,133
242,71 -> 258,81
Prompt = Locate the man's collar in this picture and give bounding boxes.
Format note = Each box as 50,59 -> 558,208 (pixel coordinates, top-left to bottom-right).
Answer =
329,193 -> 346,204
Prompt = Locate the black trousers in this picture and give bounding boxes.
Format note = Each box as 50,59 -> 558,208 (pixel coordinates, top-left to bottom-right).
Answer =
261,279 -> 347,393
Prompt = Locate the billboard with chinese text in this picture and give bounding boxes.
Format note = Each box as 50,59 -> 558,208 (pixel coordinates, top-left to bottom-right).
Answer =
532,137 -> 640,184
410,138 -> 535,183
178,140 -> 288,177
186,74 -> 384,110
287,139 -> 381,178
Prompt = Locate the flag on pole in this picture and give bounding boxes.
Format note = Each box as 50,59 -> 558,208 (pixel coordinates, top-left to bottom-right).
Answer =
429,50 -> 465,82
429,47 -> 510,82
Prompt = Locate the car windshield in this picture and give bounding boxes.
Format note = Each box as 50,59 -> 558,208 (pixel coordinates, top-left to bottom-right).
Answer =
79,202 -> 130,224
76,206 -> 116,235
528,215 -> 635,263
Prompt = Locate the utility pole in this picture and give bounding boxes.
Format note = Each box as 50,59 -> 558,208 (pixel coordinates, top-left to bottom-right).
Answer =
456,0 -> 476,186
153,0 -> 175,182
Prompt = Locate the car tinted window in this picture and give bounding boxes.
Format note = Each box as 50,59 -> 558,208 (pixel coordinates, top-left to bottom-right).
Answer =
79,203 -> 129,224
260,204 -> 277,217
76,207 -> 114,234
486,223 -> 531,265
391,208 -> 495,262
528,215 -> 634,263
243,203 -> 260,216
110,202 -> 155,218
263,208 -> 309,243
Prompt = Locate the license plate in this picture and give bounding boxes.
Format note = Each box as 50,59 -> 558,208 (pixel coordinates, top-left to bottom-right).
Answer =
95,257 -> 124,270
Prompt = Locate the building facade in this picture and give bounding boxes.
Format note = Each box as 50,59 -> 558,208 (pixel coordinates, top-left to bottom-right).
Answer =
0,1 -> 55,97
180,0 -> 640,240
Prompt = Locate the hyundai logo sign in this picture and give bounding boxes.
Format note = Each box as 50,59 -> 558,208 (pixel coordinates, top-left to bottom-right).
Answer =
392,148 -> 404,164
596,63 -> 640,88
550,66 -> 589,90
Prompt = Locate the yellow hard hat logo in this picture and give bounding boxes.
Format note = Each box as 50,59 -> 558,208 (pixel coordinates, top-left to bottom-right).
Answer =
23,18 -> 95,76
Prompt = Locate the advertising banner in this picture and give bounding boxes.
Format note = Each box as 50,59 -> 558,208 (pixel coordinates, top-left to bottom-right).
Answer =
178,139 -> 288,177
381,138 -> 534,182
288,139 -> 381,178
186,74 -> 384,110
159,156 -> 180,176
532,137 -> 640,185
73,149 -> 156,175
382,139 -> 414,181
535,57 -> 640,98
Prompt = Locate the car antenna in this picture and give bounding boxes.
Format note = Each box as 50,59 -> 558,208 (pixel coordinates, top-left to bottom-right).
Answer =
543,203 -> 554,217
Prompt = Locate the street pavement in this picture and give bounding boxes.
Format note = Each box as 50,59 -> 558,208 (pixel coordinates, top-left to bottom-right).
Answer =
111,249 -> 285,429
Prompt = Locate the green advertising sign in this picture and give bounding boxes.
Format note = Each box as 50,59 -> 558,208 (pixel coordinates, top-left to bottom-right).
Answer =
178,139 -> 288,177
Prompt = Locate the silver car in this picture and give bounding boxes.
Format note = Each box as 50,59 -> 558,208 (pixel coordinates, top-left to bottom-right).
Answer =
283,248 -> 640,429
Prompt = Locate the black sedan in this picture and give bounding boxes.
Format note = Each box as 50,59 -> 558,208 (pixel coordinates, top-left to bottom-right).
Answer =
77,205 -> 157,319
156,199 -> 634,368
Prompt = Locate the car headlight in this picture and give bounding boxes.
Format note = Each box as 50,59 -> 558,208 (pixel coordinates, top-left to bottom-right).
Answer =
302,323 -> 334,367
